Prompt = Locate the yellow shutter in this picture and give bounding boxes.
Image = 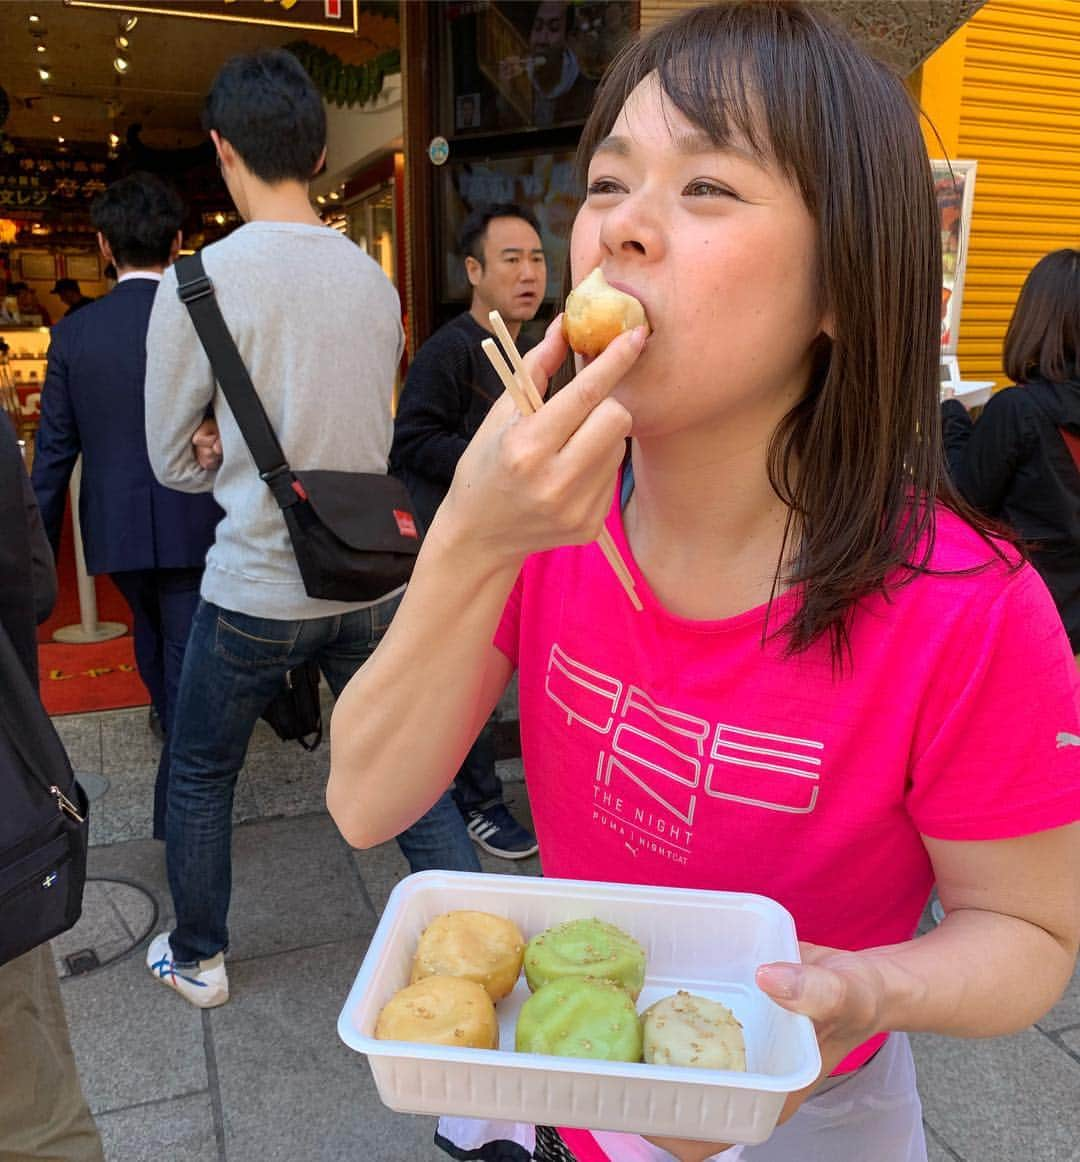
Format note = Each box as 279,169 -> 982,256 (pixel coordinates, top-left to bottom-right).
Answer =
640,0 -> 696,31
924,0 -> 1080,385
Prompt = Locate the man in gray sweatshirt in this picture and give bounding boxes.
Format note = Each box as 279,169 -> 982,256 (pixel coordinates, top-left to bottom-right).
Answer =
143,49 -> 479,1009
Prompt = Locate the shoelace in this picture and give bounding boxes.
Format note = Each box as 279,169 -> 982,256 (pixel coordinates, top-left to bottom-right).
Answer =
151,954 -> 209,988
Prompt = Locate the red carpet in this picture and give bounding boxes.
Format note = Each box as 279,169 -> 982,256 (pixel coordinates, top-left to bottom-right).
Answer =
37,500 -> 150,717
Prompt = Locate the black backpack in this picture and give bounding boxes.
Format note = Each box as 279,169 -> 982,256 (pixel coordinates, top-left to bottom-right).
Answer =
0,620 -> 89,967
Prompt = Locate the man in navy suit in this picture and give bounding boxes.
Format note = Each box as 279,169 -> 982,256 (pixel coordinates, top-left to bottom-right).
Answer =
32,172 -> 222,840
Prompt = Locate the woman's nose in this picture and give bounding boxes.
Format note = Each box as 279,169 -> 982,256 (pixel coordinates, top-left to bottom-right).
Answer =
597,193 -> 662,261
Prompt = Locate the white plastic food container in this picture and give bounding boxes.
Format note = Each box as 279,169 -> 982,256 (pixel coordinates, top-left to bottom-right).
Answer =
338,871 -> 820,1145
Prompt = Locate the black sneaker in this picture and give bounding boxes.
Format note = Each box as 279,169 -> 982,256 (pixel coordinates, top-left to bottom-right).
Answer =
465,803 -> 538,860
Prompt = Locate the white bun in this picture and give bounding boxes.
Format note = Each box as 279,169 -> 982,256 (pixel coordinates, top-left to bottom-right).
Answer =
642,991 -> 746,1071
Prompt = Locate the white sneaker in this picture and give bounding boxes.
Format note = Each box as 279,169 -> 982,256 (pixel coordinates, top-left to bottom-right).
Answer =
146,932 -> 229,1008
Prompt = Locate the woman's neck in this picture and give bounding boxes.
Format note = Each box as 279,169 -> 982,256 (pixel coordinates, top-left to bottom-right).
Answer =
624,429 -> 797,621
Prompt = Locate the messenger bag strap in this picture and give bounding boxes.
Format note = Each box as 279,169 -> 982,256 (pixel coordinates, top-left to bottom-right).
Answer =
174,252 -> 301,511
0,618 -> 80,815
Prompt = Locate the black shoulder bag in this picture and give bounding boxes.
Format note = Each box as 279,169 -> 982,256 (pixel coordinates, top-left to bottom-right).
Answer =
0,622 -> 89,967
174,252 -> 423,604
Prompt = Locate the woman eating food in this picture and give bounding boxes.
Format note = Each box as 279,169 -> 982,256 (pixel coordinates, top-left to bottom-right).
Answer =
327,4 -> 1080,1159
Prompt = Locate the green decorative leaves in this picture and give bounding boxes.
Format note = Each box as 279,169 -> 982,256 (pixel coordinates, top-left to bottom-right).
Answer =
285,41 -> 400,109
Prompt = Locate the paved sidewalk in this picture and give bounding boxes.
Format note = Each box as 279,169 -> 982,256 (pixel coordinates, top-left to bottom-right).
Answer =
48,707 -> 1080,1162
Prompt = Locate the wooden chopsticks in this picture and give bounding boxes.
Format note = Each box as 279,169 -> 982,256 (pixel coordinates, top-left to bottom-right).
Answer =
481,310 -> 643,612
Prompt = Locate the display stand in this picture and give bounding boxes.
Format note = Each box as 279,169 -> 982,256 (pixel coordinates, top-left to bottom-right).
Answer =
52,456 -> 127,644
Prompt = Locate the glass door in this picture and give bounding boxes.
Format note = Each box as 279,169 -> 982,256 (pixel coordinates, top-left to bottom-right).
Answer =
345,180 -> 396,285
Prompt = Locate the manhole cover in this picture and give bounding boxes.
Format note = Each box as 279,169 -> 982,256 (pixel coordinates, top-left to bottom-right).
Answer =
52,878 -> 158,979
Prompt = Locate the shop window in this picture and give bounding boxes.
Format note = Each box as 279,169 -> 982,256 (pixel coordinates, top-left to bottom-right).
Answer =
444,1 -> 633,136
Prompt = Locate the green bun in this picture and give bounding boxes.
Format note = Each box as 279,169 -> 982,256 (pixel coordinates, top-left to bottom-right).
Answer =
515,977 -> 643,1061
524,918 -> 646,999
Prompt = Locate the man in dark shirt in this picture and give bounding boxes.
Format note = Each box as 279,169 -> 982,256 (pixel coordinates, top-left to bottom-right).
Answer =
390,203 -> 545,858
51,278 -> 96,317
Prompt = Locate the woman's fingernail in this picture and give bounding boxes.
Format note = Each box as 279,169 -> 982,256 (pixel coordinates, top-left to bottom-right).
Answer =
759,965 -> 802,1000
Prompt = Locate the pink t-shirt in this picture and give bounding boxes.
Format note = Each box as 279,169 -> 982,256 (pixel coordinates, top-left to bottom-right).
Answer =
494,489 -> 1080,1074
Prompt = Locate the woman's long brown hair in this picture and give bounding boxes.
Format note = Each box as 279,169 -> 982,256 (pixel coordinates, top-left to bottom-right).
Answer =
1003,248 -> 1080,386
574,1 -> 993,664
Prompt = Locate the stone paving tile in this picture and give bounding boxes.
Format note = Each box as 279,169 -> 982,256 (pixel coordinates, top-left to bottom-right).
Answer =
54,712 -> 104,775
243,740 -> 330,819
1059,1027 -> 1080,1057
100,709 -> 163,778
912,1026 -> 1080,1161
495,756 -> 525,785
88,773 -> 261,847
349,837 -> 412,917
212,939 -> 443,1162
225,813 -> 377,964
95,1092 -> 218,1162
924,1122 -> 962,1161
349,782 -> 541,916
62,949 -> 207,1116
51,880 -> 156,979
1040,969 -> 1080,1035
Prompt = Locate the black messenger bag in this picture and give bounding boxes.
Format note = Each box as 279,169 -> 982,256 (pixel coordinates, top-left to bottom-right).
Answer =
260,657 -> 323,752
0,622 -> 89,968
175,252 -> 422,603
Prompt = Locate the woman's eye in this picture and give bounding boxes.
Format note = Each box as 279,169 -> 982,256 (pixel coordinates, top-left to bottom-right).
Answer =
586,178 -> 625,196
683,180 -> 736,199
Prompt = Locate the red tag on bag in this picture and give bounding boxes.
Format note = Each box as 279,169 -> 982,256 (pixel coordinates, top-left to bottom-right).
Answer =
393,510 -> 419,539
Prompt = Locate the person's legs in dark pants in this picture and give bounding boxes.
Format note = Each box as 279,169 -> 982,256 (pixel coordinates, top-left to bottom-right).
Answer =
451,724 -> 501,813
317,593 -> 481,874
149,566 -> 203,839
109,568 -> 165,717
453,722 -> 537,860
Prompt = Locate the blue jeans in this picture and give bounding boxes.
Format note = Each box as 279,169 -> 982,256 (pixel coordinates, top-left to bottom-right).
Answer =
166,594 -> 479,963
110,566 -> 204,840
451,723 -> 503,814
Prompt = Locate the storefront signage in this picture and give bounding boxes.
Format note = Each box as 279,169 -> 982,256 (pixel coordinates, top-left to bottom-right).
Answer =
64,0 -> 362,35
931,159 -> 977,356
0,162 -> 110,218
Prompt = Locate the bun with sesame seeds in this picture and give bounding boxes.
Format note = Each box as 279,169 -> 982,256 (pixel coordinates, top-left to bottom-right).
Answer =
374,976 -> 499,1049
410,910 -> 526,1002
523,917 -> 646,999
515,977 -> 642,1061
642,991 -> 746,1071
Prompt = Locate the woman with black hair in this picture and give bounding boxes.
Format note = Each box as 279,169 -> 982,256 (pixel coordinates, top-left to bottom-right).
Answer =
943,248 -> 1080,657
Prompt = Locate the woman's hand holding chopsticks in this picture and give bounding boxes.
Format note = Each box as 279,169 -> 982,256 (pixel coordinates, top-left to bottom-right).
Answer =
433,315 -> 645,567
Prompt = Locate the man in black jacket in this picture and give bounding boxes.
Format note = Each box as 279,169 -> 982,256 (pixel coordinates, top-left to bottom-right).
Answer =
390,203 -> 545,858
0,420 -> 104,1161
